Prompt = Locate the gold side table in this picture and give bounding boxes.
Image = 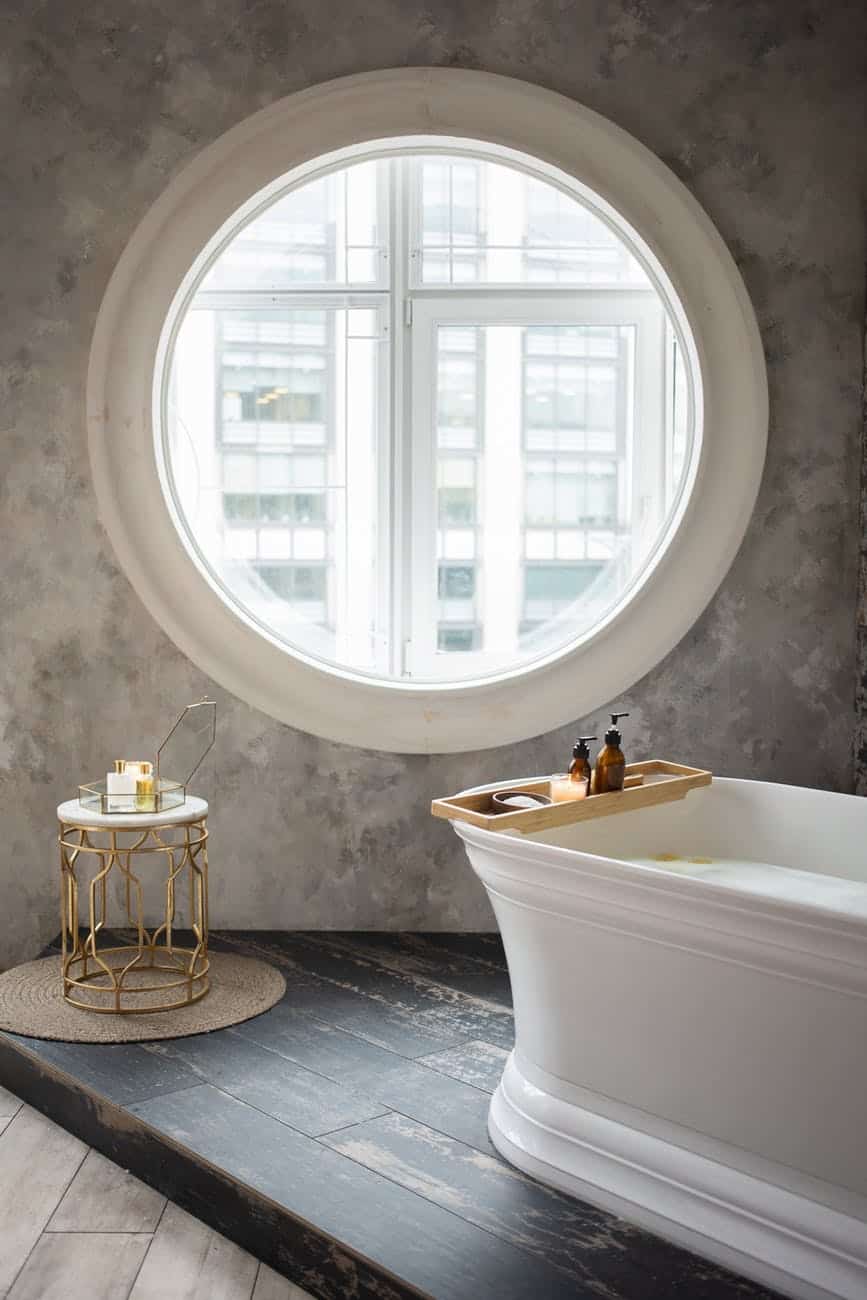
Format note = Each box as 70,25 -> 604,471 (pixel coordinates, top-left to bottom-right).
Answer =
56,796 -> 210,1014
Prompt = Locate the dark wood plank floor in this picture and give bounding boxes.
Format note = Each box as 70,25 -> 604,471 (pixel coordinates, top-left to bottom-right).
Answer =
0,933 -> 781,1300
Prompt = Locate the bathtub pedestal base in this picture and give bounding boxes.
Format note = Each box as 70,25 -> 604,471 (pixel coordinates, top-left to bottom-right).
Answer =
490,1053 -> 867,1300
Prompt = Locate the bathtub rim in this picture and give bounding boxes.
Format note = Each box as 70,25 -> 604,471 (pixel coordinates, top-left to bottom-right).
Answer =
451,775 -> 867,937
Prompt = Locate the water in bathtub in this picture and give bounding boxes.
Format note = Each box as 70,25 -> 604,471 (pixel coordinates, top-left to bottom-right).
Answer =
628,852 -> 867,918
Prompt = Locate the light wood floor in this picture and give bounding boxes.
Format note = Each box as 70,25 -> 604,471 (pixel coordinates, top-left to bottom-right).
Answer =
0,1083 -> 312,1300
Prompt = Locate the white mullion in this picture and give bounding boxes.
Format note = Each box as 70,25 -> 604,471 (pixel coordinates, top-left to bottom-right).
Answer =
406,286 -> 659,303
340,303 -> 389,672
363,158 -> 395,675
406,153 -> 423,291
448,161 -> 454,286
390,157 -> 413,678
406,154 -> 445,674
481,325 -> 522,655
410,294 -> 648,326
193,287 -> 660,311
333,307 -> 349,653
336,168 -> 347,284
373,298 -> 392,679
409,301 -> 440,674
194,290 -> 388,310
404,155 -> 437,678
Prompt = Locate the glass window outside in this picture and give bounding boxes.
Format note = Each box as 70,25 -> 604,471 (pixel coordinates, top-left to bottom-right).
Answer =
165,149 -> 693,683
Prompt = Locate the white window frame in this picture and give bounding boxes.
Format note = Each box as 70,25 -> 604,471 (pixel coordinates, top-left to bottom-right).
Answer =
184,155 -> 671,684
87,69 -> 767,753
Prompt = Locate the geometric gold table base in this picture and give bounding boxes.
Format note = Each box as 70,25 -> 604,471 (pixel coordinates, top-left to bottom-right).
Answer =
58,812 -> 209,1015
63,943 -> 210,1015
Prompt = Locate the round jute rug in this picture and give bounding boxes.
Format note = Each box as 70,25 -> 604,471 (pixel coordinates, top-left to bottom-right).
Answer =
0,953 -> 286,1043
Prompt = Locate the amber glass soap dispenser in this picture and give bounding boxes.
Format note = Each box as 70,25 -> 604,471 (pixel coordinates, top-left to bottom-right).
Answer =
569,736 -> 597,788
594,713 -> 630,793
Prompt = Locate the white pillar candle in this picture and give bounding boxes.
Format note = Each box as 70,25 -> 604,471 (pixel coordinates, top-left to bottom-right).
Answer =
550,774 -> 589,803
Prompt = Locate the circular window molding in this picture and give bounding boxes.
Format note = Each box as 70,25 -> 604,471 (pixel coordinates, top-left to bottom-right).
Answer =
87,68 -> 767,754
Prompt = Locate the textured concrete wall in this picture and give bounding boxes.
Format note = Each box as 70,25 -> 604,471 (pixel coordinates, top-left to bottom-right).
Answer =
1,1 -> 865,969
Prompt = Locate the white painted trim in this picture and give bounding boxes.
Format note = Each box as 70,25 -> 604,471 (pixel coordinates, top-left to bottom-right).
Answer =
490,1053 -> 867,1300
87,68 -> 767,753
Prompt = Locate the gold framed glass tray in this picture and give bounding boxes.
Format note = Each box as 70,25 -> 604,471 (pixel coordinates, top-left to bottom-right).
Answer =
78,776 -> 186,815
78,699 -> 216,815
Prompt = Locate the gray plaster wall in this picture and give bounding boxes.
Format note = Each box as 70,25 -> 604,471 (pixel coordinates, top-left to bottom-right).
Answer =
1,1 -> 865,970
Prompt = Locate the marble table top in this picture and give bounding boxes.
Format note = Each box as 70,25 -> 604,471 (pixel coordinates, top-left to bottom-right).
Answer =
57,796 -> 208,829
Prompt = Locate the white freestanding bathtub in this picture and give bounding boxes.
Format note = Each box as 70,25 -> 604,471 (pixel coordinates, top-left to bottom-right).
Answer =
452,777 -> 867,1300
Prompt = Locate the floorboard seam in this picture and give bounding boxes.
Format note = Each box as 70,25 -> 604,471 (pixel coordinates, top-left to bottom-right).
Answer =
314,1111 -> 395,1140
214,936 -> 488,1052
222,1025 -> 486,1111
411,1058 -> 498,1096
145,1034 -> 497,1154
225,1022 -> 424,1072
225,1028 -> 414,1078
311,1136 -> 594,1290
195,1079 -> 382,1143
276,938 -> 513,1018
251,1261 -> 264,1299
239,1014 -> 472,1065
340,1104 -> 494,1155
42,1229 -> 157,1236
123,1079 -> 212,1108
163,1031 -> 401,1105
290,940 -> 514,1015
210,939 -> 477,1061
2,1107 -> 88,1300
141,1057 -> 494,1154
123,1195 -> 168,1300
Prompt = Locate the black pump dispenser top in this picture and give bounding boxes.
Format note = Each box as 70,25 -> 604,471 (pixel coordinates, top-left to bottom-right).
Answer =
572,735 -> 597,759
604,712 -> 629,746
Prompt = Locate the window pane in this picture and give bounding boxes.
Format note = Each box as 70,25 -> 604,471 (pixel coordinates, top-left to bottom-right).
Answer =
223,493 -> 258,521
259,456 -> 292,489
165,144 -> 697,687
421,160 -> 483,284
201,160 -> 386,291
167,303 -> 385,671
429,315 -> 678,670
223,453 -> 257,491
522,563 -> 604,628
439,485 -> 475,526
524,329 -> 620,444
435,329 -> 483,652
437,626 -> 481,652
415,156 -> 650,287
525,467 -> 555,524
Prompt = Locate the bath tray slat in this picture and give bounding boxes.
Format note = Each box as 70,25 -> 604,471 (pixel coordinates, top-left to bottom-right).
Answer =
431,760 -> 712,833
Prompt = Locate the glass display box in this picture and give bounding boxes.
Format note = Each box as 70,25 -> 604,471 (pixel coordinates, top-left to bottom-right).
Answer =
78,699 -> 216,815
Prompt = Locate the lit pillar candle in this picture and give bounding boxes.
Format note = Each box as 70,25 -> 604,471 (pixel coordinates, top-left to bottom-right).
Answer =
550,774 -> 589,803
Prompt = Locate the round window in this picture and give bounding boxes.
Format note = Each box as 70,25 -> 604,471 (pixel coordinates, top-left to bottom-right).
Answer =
88,70 -> 766,751
162,138 -> 698,685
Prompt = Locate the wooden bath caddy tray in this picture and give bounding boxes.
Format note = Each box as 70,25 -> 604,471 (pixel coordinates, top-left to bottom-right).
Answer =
431,760 -> 712,834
